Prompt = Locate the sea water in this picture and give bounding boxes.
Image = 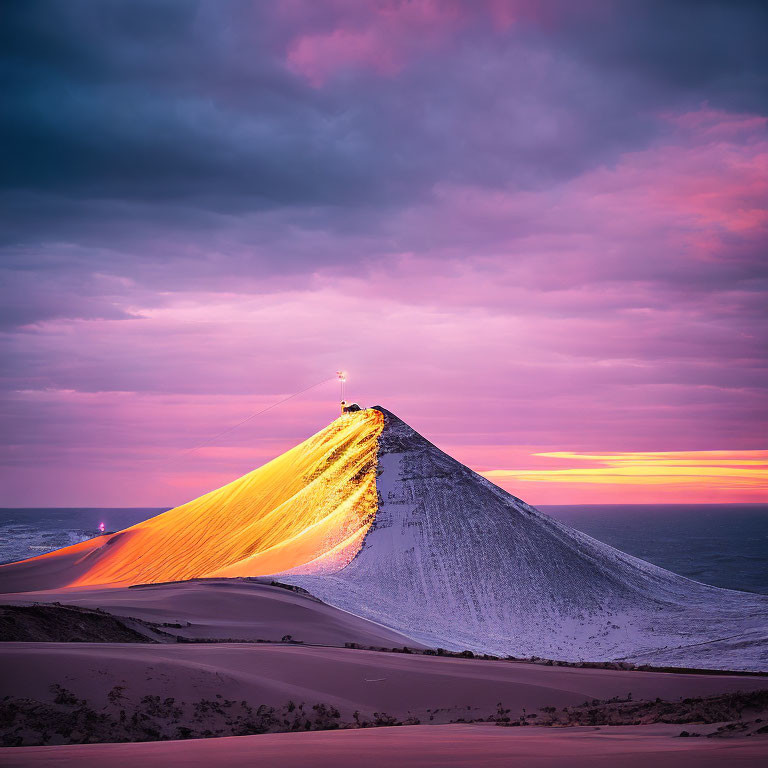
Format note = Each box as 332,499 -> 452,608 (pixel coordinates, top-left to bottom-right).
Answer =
0,504 -> 765,595
542,504 -> 768,595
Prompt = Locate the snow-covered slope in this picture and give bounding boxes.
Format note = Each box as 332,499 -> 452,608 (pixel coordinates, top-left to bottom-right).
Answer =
280,408 -> 768,671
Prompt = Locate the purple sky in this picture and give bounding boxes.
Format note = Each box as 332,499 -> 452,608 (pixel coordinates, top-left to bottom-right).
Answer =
1,1 -> 766,506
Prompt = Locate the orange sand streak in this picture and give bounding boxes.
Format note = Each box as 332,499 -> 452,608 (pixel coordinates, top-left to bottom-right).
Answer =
61,410 -> 383,587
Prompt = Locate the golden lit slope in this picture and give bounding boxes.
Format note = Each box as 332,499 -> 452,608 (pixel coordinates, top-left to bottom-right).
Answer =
0,410 -> 383,591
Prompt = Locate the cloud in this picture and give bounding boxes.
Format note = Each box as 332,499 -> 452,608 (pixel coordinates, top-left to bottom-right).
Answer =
481,450 -> 768,503
284,0 -> 463,86
484,450 -> 768,486
1,1 -> 766,504
5,0 -> 765,249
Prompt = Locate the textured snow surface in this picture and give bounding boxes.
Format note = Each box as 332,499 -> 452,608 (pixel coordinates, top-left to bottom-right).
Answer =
280,409 -> 768,671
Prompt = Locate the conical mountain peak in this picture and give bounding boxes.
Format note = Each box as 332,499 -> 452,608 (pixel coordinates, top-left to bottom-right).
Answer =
1,405 -> 766,671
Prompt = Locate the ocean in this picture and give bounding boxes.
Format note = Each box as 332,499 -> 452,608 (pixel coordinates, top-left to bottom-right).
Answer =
0,504 -> 765,595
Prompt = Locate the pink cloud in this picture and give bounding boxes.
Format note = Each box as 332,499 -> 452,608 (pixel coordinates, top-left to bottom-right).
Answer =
370,105 -> 768,289
2,107 -> 766,506
284,0 -> 494,86
287,27 -> 403,85
662,106 -> 768,140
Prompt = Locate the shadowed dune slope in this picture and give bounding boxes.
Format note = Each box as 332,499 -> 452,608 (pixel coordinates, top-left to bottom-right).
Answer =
0,579 -> 422,648
0,411 -> 383,592
281,409 -> 768,671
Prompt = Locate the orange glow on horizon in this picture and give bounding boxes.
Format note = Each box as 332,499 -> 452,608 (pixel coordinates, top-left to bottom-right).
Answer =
480,450 -> 768,500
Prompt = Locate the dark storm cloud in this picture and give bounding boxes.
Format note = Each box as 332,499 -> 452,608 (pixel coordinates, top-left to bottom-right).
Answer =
1,0 -> 767,329
3,0 -> 765,206
0,2 -> 377,207
551,0 -> 768,113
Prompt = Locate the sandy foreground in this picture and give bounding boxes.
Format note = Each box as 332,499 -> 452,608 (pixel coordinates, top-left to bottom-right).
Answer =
3,641 -> 767,723
1,580 -> 765,723
2,579 -> 767,763
1,724 -> 767,767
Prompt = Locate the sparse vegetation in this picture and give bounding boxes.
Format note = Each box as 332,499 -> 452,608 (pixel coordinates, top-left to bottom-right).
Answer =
0,686 -> 412,747
493,689 -> 768,733
2,685 -> 765,747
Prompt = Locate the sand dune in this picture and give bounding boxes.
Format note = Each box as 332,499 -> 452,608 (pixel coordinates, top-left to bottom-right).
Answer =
2,642 -> 765,725
2,724 -> 767,768
0,411 -> 383,591
0,579 -> 420,647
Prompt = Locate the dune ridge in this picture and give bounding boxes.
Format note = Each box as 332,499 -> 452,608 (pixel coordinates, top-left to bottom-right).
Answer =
0,410 -> 382,591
